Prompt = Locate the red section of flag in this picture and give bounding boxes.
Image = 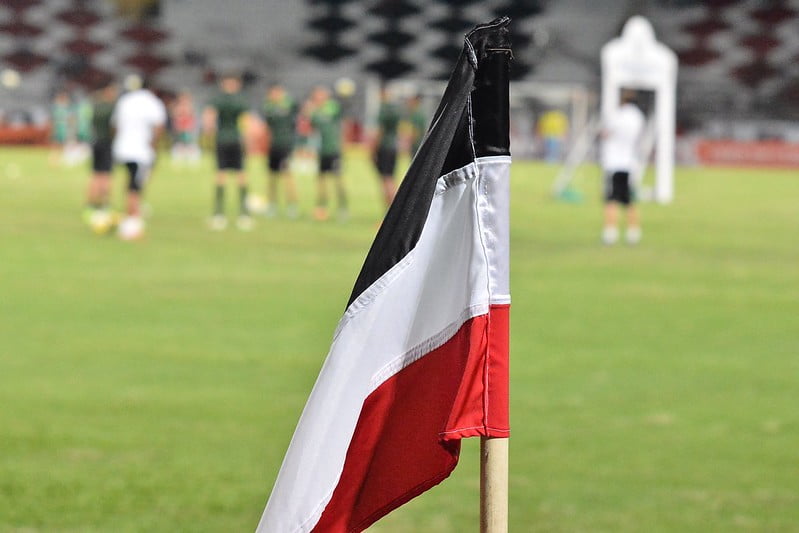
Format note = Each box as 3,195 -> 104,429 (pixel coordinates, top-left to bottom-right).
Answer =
313,304 -> 510,533
445,304 -> 510,440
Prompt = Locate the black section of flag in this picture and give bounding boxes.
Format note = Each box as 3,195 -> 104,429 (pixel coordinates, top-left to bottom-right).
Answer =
347,18 -> 511,308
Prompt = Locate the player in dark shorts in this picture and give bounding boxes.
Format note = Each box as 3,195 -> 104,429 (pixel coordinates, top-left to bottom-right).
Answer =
83,82 -> 118,225
605,171 -> 632,205
206,74 -> 252,231
406,94 -> 427,157
601,89 -> 645,245
307,86 -> 347,221
371,88 -> 402,209
262,84 -> 299,218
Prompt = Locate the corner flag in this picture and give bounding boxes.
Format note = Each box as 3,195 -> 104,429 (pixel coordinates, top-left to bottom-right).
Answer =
257,17 -> 511,533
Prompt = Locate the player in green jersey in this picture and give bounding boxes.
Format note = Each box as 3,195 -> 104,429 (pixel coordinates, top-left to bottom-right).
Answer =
205,74 -> 252,231
406,94 -> 427,157
83,82 -> 118,229
262,84 -> 299,218
76,97 -> 93,145
50,90 -> 73,165
307,86 -> 347,221
371,88 -> 401,208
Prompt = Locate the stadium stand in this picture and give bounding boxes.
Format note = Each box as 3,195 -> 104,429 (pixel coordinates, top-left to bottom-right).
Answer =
3,0 -> 799,134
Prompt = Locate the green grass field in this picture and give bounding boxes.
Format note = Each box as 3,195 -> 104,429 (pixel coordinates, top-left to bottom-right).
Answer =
0,147 -> 797,532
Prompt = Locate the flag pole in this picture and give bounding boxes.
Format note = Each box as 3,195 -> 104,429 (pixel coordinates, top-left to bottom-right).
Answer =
480,436 -> 509,533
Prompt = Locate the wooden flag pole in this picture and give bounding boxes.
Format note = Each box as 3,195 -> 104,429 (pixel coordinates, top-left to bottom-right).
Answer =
480,436 -> 509,533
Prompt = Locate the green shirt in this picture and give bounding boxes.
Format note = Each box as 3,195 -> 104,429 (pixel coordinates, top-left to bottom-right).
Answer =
263,96 -> 297,151
211,92 -> 248,145
76,100 -> 92,142
310,100 -> 342,156
92,100 -> 115,143
377,102 -> 401,150
409,108 -> 426,153
51,103 -> 71,143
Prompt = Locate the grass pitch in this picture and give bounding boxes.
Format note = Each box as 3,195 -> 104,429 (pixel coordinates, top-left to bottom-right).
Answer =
0,147 -> 797,532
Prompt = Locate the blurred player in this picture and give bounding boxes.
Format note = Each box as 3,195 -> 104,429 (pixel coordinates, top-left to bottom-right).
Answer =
262,84 -> 299,218
50,89 -> 72,164
83,82 -> 118,226
538,108 -> 569,162
112,76 -> 167,241
75,95 -> 93,153
206,74 -> 252,231
307,86 -> 347,221
170,90 -> 200,164
601,89 -> 645,245
371,87 -> 401,208
61,92 -> 90,165
406,94 -> 426,157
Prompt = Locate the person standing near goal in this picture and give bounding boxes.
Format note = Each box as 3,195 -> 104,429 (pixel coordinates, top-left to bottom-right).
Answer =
112,76 -> 167,241
601,89 -> 645,245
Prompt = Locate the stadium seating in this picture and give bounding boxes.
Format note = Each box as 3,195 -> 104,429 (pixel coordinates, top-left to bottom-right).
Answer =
0,0 -> 172,109
2,0 -> 799,128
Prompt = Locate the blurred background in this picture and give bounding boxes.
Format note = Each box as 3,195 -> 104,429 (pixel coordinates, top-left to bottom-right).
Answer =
0,1 -> 797,532
2,0 -> 799,155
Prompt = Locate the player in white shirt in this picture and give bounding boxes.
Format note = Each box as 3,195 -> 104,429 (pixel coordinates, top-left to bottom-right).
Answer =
600,89 -> 645,245
112,76 -> 167,240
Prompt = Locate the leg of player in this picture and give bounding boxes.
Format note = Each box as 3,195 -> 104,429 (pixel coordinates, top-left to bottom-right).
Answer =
236,170 -> 253,231
331,154 -> 348,221
85,140 -> 114,226
376,146 -> 397,209
85,171 -> 115,234
314,173 -> 330,221
266,169 -> 280,217
602,202 -> 619,245
84,173 -> 102,214
334,173 -> 348,221
314,154 -> 331,221
210,171 -> 228,230
283,168 -> 299,219
118,162 -> 147,240
126,190 -> 139,217
96,171 -> 112,207
381,176 -> 396,208
265,149 -> 279,217
602,170 -> 631,245
626,204 -> 642,245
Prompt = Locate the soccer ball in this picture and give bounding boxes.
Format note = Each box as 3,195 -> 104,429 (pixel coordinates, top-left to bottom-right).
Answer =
89,210 -> 119,235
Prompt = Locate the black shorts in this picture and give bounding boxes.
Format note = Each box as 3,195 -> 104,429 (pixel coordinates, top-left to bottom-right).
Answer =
124,162 -> 151,192
319,154 -> 341,175
216,142 -> 243,171
374,146 -> 397,178
605,171 -> 633,205
92,141 -> 113,173
268,147 -> 291,173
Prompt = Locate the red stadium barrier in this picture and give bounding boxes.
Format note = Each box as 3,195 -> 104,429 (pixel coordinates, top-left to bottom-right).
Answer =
695,140 -> 799,168
0,125 -> 51,145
